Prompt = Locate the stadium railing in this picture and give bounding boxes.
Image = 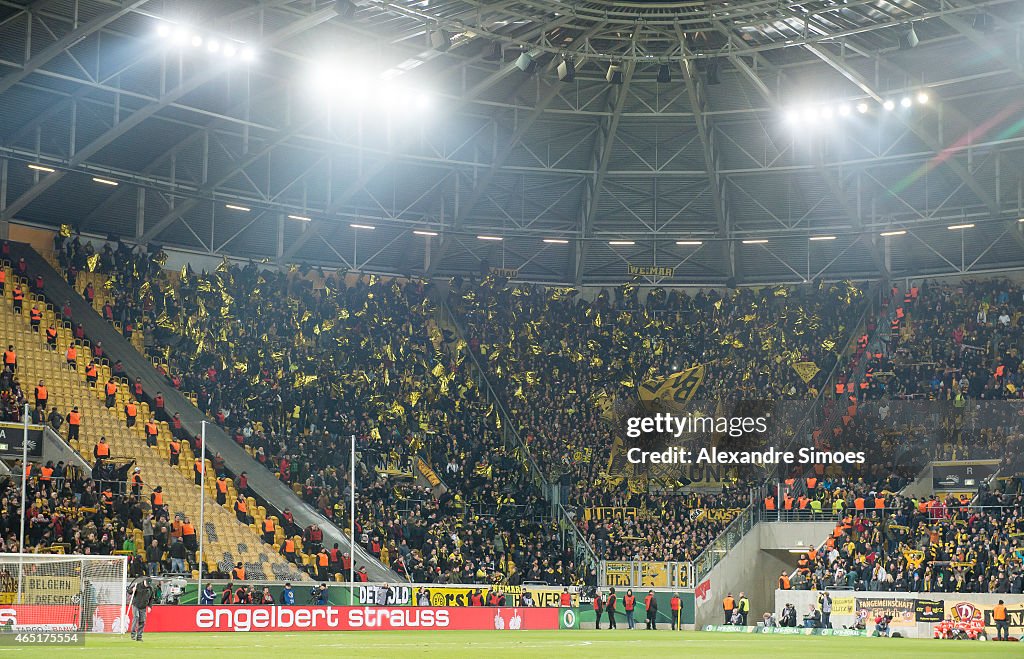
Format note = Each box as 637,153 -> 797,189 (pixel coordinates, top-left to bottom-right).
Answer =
691,505 -> 758,580
439,297 -> 551,496
556,502 -> 599,574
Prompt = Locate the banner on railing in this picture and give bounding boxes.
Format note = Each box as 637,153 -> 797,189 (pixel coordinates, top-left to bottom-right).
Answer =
601,560 -> 692,588
689,508 -> 744,523
583,507 -> 641,521
855,597 -> 915,627
421,585 -> 579,608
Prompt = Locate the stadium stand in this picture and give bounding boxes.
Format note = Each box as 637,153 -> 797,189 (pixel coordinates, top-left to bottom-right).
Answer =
447,277 -> 869,560
0,256 -> 306,581
788,489 -> 1024,594
47,239 -> 577,586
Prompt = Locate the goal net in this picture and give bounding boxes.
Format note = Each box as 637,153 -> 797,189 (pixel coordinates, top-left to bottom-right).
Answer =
0,553 -> 127,633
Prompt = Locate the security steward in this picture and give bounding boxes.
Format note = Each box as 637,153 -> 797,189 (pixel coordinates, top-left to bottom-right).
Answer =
723,592 -> 735,624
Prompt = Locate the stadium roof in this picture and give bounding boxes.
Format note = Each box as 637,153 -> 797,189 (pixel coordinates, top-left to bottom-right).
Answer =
0,0 -> 1023,285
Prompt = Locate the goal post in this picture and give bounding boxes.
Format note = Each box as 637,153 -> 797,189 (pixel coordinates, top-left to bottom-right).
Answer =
0,553 -> 128,633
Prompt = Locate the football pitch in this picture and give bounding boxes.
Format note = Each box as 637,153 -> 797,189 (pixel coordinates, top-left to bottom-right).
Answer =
7,631 -> 1017,657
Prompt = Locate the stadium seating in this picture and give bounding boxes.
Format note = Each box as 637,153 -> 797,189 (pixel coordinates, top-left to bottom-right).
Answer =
789,487 -> 1023,594
448,278 -> 868,561
46,240 -> 573,585
0,260 -> 305,581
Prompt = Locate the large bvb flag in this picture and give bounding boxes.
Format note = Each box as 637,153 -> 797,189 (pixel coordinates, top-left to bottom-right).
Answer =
637,365 -> 705,414
604,365 -> 705,481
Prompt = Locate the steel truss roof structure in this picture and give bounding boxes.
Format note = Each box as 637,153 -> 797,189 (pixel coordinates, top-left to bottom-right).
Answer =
0,0 -> 1023,285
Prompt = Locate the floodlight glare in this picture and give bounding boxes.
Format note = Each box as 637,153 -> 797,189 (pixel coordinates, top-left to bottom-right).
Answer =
207,39 -> 221,54
172,27 -> 189,46
856,102 -> 869,114
223,43 -> 237,58
821,106 -> 834,120
883,100 -> 896,111
190,35 -> 203,48
241,47 -> 255,62
900,97 -> 912,108
838,104 -> 851,117
916,91 -> 929,104
543,239 -> 569,244
157,24 -> 171,38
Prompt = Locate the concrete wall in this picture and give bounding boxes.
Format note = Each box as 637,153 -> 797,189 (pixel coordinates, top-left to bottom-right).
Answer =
693,522 -> 834,628
774,589 -> 1024,639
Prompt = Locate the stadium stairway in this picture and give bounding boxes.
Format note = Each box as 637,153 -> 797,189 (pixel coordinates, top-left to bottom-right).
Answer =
0,262 -> 305,581
8,242 -> 398,583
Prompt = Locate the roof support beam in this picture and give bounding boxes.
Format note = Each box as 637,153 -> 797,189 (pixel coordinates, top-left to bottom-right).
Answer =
0,6 -> 338,225
723,35 -> 887,277
0,0 -> 150,97
675,22 -> 731,280
426,83 -> 563,276
801,43 -> 1002,220
279,21 -> 603,267
135,116 -> 319,245
938,7 -> 1024,82
574,40 -> 637,284
79,87 -> 285,232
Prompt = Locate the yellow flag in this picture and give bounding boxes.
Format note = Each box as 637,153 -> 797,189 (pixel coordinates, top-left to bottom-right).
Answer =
59,224 -> 72,238
638,365 -> 705,413
86,254 -> 100,272
792,361 -> 820,384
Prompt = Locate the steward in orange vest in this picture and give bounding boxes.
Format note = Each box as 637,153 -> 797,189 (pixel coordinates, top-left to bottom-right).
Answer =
93,437 -> 110,463
65,344 -> 77,370
623,590 -> 637,630
131,468 -> 144,497
104,379 -> 117,408
168,439 -> 180,466
281,538 -> 296,561
85,361 -> 98,385
234,495 -> 249,523
34,381 -> 48,409
215,476 -> 228,505
194,459 -> 204,485
2,345 -> 15,372
29,305 -> 41,329
779,572 -> 791,589
66,406 -> 81,441
151,486 -> 166,514
124,401 -> 137,428
145,418 -> 159,446
230,563 -> 246,580
722,594 -> 735,625
262,517 -> 276,544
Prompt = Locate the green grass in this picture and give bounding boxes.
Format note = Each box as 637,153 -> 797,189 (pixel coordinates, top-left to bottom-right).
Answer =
5,630 -> 1018,658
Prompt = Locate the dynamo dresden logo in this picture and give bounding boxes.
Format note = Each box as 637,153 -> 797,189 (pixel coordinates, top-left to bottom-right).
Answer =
950,602 -> 978,622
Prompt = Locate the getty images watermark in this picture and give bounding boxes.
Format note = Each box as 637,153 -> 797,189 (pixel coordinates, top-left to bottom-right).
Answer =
624,412 -> 866,465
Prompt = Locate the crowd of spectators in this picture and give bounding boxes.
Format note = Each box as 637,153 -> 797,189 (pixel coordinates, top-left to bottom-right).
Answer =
56,236 -> 577,585
785,487 -> 1024,594
44,232 -> 1024,588
449,277 -> 868,560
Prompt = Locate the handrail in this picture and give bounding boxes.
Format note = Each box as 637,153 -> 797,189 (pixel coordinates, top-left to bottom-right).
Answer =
557,503 -> 599,571
691,285 -> 880,581
438,296 -> 550,493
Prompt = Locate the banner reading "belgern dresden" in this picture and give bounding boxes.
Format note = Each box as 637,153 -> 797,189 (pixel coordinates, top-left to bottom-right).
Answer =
143,606 -> 563,632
